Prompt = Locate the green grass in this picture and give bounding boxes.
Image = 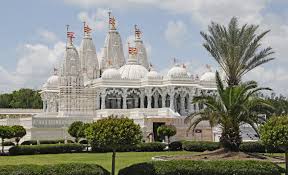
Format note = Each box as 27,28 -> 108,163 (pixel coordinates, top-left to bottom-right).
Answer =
0,151 -> 193,173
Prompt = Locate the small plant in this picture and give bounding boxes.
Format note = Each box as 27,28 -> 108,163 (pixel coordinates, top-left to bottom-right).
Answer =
68,121 -> 84,143
11,125 -> 26,146
260,116 -> 288,175
0,126 -> 14,153
86,116 -> 142,175
157,125 -> 176,144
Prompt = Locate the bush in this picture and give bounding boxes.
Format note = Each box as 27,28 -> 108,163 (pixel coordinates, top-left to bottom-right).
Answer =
9,144 -> 84,155
79,139 -> 88,144
136,142 -> 166,152
0,163 -> 110,175
21,140 -> 37,145
168,141 -> 182,151
2,141 -> 15,146
182,141 -> 220,152
118,160 -> 284,175
21,140 -> 74,145
91,142 -> 166,153
239,142 -> 285,153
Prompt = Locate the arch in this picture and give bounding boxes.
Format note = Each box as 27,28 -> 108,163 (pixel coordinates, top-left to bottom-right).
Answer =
126,89 -> 141,109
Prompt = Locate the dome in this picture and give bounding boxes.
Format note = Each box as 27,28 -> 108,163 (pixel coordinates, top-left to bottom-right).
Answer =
119,64 -> 148,79
102,68 -> 121,79
200,71 -> 216,81
146,69 -> 162,79
167,65 -> 189,79
44,75 -> 59,88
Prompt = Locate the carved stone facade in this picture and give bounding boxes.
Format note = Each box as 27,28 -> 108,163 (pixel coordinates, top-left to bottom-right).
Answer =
35,14 -> 219,141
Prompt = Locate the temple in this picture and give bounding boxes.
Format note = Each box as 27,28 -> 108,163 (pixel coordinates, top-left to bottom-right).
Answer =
10,13 -> 220,142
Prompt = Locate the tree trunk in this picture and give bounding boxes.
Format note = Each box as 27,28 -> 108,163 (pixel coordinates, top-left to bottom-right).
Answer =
1,138 -> 4,153
285,151 -> 288,175
111,150 -> 116,175
220,125 -> 241,152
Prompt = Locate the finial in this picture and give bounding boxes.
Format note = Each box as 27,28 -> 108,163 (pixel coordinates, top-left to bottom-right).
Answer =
66,25 -> 75,46
205,64 -> 212,72
83,22 -> 92,35
134,24 -> 141,39
108,10 -> 116,30
53,67 -> 58,75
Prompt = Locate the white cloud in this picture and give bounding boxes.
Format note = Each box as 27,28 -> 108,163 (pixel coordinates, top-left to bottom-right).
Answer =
38,30 -> 58,43
164,20 -> 188,47
0,31 -> 65,92
245,66 -> 288,95
77,8 -> 109,31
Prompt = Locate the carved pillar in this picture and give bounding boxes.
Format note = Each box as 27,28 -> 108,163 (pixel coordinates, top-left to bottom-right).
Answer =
117,98 -> 121,109
154,94 -> 159,108
140,91 -> 145,108
96,93 -> 100,110
169,93 -> 174,111
188,95 -> 193,113
101,94 -> 106,109
147,95 -> 152,109
122,88 -> 127,109
180,95 -> 185,115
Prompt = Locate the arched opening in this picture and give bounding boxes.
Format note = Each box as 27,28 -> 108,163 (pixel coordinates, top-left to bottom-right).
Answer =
175,94 -> 181,114
127,93 -> 140,109
165,94 -> 170,108
105,94 -> 122,109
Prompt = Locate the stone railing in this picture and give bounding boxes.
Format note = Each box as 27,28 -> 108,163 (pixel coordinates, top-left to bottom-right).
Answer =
0,108 -> 42,114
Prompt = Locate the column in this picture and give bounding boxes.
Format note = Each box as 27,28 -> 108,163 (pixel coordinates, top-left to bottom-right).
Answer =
188,95 -> 193,113
43,101 -> 47,112
135,97 -> 139,108
140,94 -> 145,108
117,98 -> 121,109
162,95 -> 166,108
96,94 -> 100,110
123,95 -> 127,109
180,95 -> 185,115
169,93 -> 174,111
147,95 -> 151,109
101,94 -> 106,109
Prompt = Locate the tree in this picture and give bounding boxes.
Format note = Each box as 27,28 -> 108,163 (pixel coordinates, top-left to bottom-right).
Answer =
260,116 -> 288,175
185,72 -> 272,152
11,125 -> 26,146
157,125 -> 177,144
85,116 -> 142,175
68,121 -> 84,143
0,126 -> 14,153
201,17 -> 274,86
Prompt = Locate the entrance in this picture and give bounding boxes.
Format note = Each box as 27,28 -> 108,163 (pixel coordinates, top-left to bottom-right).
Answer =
153,122 -> 165,142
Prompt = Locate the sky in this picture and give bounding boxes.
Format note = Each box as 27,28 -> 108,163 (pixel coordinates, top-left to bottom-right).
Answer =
0,0 -> 288,95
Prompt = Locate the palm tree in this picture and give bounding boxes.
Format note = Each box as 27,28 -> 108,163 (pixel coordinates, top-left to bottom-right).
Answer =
201,17 -> 274,86
185,72 -> 272,151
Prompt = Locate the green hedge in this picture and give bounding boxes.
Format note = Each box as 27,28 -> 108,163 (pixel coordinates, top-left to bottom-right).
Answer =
182,141 -> 220,152
2,141 -> 15,146
240,142 -> 285,153
91,142 -> 166,152
118,160 -> 284,175
0,163 -> 110,175
168,141 -> 182,151
9,144 -> 84,155
21,140 -> 74,145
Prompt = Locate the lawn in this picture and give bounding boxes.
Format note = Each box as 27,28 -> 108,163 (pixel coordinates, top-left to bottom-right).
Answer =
0,151 -> 193,173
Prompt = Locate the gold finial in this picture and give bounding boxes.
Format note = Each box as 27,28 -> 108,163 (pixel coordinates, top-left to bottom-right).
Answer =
134,24 -> 141,39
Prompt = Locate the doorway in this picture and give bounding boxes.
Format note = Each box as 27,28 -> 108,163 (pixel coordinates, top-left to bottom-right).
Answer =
153,122 -> 165,142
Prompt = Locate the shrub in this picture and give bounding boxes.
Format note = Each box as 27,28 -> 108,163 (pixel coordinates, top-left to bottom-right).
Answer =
20,140 -> 74,145
9,143 -> 84,155
91,142 -> 166,153
136,142 -> 166,152
168,141 -> 182,151
0,163 -> 110,175
240,142 -> 266,153
118,160 -> 284,175
79,139 -> 88,144
182,141 -> 220,152
2,141 -> 15,146
21,140 -> 37,145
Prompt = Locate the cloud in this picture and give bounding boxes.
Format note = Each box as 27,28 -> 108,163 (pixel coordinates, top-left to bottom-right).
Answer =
245,65 -> 288,95
77,8 -> 109,31
0,31 -> 65,92
37,30 -> 58,43
164,20 -> 188,47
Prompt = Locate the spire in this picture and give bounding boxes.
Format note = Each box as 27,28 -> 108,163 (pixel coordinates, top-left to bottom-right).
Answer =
127,42 -> 138,64
134,24 -> 142,40
66,25 -> 75,47
83,21 -> 92,37
108,11 -> 116,30
53,67 -> 58,75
